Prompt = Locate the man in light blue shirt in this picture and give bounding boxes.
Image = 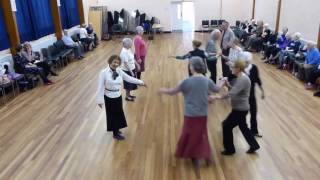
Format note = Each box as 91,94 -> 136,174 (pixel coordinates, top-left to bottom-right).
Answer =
62,30 -> 84,60
303,41 -> 320,88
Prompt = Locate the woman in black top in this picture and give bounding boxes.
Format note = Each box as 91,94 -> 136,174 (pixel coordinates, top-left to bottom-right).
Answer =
242,52 -> 265,137
174,40 -> 207,76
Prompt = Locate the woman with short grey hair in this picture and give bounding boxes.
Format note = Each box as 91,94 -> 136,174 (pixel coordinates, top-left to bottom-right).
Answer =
159,57 -> 226,178
134,26 -> 148,79
206,29 -> 221,83
120,38 -> 140,101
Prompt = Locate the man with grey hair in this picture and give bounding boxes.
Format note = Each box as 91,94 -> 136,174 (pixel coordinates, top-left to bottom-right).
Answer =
220,20 -> 235,77
206,29 -> 221,83
62,30 -> 84,60
300,41 -> 320,89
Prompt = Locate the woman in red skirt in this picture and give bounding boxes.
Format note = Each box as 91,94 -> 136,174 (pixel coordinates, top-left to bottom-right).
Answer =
159,57 -> 225,178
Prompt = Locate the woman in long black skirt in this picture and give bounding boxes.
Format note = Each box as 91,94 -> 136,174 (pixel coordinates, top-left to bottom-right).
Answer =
97,55 -> 146,140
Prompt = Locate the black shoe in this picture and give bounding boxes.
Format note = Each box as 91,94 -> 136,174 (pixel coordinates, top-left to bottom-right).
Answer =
125,97 -> 134,101
113,134 -> 125,140
129,95 -> 136,99
253,133 -> 263,138
246,146 -> 260,154
221,150 -> 235,156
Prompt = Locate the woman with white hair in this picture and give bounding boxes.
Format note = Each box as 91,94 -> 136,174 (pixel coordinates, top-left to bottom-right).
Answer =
134,26 -> 148,79
277,32 -> 302,69
206,29 -> 221,83
120,38 -> 141,101
159,57 -> 226,178
241,52 -> 265,137
210,60 -> 260,155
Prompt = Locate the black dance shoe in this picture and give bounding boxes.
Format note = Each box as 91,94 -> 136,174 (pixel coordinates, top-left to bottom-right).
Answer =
246,146 -> 260,154
221,150 -> 235,156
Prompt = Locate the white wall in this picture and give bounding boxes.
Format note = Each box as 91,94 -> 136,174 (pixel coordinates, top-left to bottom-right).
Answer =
248,0 -> 320,41
255,0 -> 278,28
82,0 -> 246,31
280,0 -> 320,41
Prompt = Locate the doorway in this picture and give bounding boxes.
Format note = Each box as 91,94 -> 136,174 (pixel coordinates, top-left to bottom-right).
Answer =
170,1 -> 195,32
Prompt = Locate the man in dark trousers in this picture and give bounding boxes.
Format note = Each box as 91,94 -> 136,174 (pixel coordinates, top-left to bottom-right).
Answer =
220,21 -> 235,77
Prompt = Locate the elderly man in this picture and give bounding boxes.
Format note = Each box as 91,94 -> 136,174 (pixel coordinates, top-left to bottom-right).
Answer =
62,30 -> 84,60
302,42 -> 320,89
220,20 -> 235,77
294,41 -> 320,82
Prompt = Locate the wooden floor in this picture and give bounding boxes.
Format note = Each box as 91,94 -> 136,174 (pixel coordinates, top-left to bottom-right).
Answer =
1,33 -> 320,180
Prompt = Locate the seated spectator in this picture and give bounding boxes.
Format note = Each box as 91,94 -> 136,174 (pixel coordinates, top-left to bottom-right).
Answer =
62,30 -> 84,60
247,19 -> 257,34
22,42 -> 58,76
305,63 -> 320,90
293,41 -> 320,82
244,20 -> 264,52
79,24 -> 95,50
260,24 -> 272,51
262,27 -> 288,61
14,44 -> 53,85
265,32 -> 292,64
277,32 -> 302,69
86,23 -> 99,46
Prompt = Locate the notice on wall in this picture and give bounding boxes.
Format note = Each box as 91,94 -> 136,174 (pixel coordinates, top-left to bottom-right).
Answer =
10,0 -> 17,11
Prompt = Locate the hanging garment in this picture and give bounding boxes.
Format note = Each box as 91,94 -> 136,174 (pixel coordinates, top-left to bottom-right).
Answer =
114,11 -> 120,24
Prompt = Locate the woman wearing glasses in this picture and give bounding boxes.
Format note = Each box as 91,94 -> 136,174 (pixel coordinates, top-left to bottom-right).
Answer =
97,55 -> 146,140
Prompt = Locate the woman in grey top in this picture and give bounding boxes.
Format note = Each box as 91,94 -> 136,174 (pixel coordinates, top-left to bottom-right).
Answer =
159,57 -> 225,178
210,60 -> 260,155
206,29 -> 221,83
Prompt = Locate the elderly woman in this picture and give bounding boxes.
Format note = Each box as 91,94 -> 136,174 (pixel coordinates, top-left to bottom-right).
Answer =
120,38 -> 141,101
278,32 -> 302,69
97,55 -> 146,140
134,26 -> 148,79
206,29 -> 221,83
14,44 -> 53,85
241,52 -> 265,137
159,57 -> 225,178
22,42 -> 58,77
210,60 -> 260,155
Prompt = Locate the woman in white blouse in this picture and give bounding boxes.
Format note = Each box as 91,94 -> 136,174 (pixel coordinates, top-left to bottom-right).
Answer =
97,55 -> 146,140
120,38 -> 141,101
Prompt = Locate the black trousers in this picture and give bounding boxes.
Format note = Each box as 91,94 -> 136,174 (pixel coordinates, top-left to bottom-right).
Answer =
207,60 -> 217,83
308,67 -> 320,84
222,48 -> 231,77
222,110 -> 260,152
249,93 -> 258,134
35,61 -> 52,77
